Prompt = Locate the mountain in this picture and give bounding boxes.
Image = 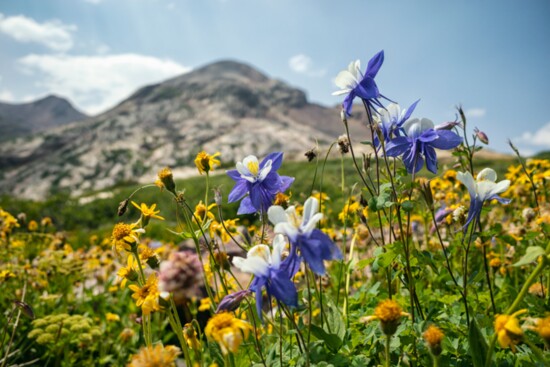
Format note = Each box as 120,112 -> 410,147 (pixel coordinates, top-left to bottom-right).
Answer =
0,60 -> 369,200
0,95 -> 87,140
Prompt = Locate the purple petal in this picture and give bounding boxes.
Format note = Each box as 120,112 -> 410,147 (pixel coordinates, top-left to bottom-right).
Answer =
342,91 -> 355,116
400,99 -> 420,124
226,169 -> 241,181
279,176 -> 294,192
431,130 -> 463,150
228,180 -> 249,203
251,277 -> 267,320
365,50 -> 384,79
385,137 -> 411,157
261,152 -> 283,171
269,270 -> 298,307
489,195 -> 511,205
424,146 -> 438,174
355,77 -> 379,100
418,130 -> 438,143
237,197 -> 257,215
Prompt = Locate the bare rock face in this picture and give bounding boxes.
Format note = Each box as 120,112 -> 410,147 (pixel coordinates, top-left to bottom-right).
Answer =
0,60 -> 369,200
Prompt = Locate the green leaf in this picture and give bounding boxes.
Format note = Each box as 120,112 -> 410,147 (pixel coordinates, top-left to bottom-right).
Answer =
310,324 -> 342,352
513,246 -> 546,267
468,319 -> 488,367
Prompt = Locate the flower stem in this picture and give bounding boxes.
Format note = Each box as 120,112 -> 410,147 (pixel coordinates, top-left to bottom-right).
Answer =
385,334 -> 391,367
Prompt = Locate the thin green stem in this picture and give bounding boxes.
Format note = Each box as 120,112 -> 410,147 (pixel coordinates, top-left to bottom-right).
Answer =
385,334 -> 391,367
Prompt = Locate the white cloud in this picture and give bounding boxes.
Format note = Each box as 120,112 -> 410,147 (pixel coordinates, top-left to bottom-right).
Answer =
289,54 -> 326,77
516,121 -> 550,147
18,53 -> 190,114
0,13 -> 76,52
0,89 -> 15,102
466,108 -> 486,118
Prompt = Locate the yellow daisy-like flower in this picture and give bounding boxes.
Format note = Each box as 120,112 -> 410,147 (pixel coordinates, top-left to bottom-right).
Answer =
494,309 -> 526,352
111,223 -> 142,254
131,202 -> 165,222
129,273 -> 160,315
193,201 -> 216,225
28,220 -> 38,232
183,323 -> 201,350
198,297 -> 212,312
0,270 -> 16,282
195,151 -> 221,174
117,255 -> 139,288
361,299 -> 410,336
106,312 -> 120,322
204,312 -> 252,355
533,316 -> 550,345
156,167 -> 176,193
423,325 -> 444,356
127,344 -> 181,367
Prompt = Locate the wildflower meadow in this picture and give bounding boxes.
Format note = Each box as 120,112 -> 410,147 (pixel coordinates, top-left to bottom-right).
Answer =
2,50 -> 550,367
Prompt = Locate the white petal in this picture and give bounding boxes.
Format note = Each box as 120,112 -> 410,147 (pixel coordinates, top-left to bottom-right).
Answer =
477,168 -> 497,183
489,180 -> 510,197
258,159 -> 272,181
234,253 -> 269,277
301,213 -> 323,234
457,171 -> 477,199
334,70 -> 358,90
268,205 -> 287,225
402,118 -> 419,136
248,244 -> 272,264
476,181 -> 496,201
274,222 -> 299,240
332,89 -> 352,96
236,162 -> 250,176
386,103 -> 401,120
271,234 -> 286,269
302,197 -> 319,226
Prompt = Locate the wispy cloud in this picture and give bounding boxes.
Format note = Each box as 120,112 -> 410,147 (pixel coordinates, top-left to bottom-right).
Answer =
0,89 -> 15,102
0,13 -> 76,51
465,108 -> 486,118
512,121 -> 550,156
18,53 -> 190,114
288,54 -> 326,77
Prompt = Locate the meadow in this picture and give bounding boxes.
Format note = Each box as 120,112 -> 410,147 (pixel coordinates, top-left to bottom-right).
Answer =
1,51 -> 550,367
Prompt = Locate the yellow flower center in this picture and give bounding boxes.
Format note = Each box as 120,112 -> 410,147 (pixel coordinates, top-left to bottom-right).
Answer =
247,160 -> 259,176
112,223 -> 133,241
375,299 -> 403,323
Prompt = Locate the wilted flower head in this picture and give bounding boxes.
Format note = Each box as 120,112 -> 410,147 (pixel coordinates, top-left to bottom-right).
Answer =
332,50 -> 389,116
386,118 -> 462,174
204,312 -> 252,355
268,197 -> 342,275
305,147 -> 317,162
227,152 -> 294,215
457,168 -> 511,229
156,167 -> 176,194
195,151 -> 221,174
494,309 -> 526,351
337,135 -> 350,154
127,344 -> 181,367
158,251 -> 203,305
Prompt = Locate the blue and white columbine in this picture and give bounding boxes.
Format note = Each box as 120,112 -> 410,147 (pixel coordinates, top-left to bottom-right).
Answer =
232,235 -> 300,319
457,168 -> 511,229
332,50 -> 389,116
227,152 -> 294,215
268,197 -> 342,275
385,118 -> 462,174
373,101 -> 420,149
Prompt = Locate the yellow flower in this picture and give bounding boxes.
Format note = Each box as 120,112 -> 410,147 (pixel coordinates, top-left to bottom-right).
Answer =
183,323 -> 201,350
119,328 -> 135,343
528,282 -> 546,298
361,299 -> 410,336
0,270 -> 16,282
106,312 -> 120,322
129,273 -> 160,315
423,325 -> 444,356
28,220 -> 38,232
193,201 -> 216,225
533,316 -> 550,345
41,217 -> 53,227
273,192 -> 291,207
199,297 -> 212,312
117,255 -> 139,288
0,209 -> 19,238
494,309 -> 526,351
127,344 -> 181,367
204,312 -> 252,355
156,167 -> 176,193
195,151 -> 221,174
111,223 -> 142,254
131,202 -> 165,222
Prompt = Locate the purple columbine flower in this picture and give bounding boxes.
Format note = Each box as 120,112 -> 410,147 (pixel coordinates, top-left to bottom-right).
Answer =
232,235 -> 300,320
385,118 -> 462,174
332,50 -> 391,116
268,197 -> 342,275
456,168 -> 511,229
227,152 -> 294,215
373,100 -> 420,149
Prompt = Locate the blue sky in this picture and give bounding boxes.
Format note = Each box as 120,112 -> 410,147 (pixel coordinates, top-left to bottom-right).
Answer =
0,0 -> 549,155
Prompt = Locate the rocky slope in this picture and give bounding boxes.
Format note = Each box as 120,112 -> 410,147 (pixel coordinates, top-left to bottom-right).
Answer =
0,60 -> 369,200
0,95 -> 87,140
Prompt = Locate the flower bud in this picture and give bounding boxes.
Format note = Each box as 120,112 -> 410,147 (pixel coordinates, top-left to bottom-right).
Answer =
340,109 -> 348,124
474,127 -> 489,145
118,198 -> 130,216
214,188 -> 223,206
157,167 -> 176,194
434,121 -> 461,130
216,290 -> 252,313
423,325 -> 444,357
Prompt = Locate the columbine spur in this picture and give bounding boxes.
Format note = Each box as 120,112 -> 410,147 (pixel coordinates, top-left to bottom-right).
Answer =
332,50 -> 390,116
268,197 -> 342,275
385,118 -> 462,174
456,168 -> 511,229
227,152 -> 294,215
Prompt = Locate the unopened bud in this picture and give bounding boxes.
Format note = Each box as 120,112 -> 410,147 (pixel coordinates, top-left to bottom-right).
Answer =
362,153 -> 371,172
214,188 -> 223,206
435,121 -> 461,130
117,198 -> 130,216
340,109 -> 348,124
216,290 -> 252,313
474,127 -> 489,145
